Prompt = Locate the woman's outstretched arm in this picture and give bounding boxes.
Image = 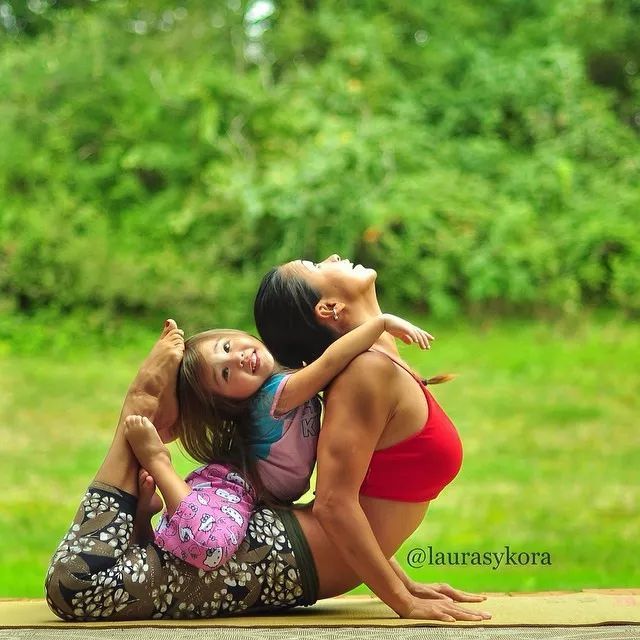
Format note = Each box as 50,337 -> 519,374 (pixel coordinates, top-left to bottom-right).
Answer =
313,351 -> 489,622
313,352 -> 408,611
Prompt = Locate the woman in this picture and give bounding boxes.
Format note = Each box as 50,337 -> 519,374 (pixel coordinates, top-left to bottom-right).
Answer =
254,254 -> 489,620
45,266 -> 489,622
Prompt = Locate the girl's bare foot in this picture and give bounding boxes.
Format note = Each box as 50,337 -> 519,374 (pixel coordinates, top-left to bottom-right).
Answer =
132,469 -> 163,545
138,469 -> 163,516
124,415 -> 172,471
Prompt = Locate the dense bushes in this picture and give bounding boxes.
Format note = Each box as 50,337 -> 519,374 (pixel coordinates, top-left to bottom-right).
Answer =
0,1 -> 638,332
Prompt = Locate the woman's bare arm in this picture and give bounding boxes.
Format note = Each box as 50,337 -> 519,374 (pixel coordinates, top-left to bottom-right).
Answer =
313,352 -> 410,611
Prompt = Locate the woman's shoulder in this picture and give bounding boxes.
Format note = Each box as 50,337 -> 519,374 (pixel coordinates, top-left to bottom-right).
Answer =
325,349 -> 401,398
348,348 -> 398,371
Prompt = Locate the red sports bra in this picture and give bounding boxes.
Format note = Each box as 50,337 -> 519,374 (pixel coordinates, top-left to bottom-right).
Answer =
359,351 -> 463,502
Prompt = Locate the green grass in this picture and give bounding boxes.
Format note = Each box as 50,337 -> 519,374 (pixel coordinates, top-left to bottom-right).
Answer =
1,315 -> 638,597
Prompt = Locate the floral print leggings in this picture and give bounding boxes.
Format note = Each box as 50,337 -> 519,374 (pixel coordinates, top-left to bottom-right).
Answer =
45,482 -> 317,621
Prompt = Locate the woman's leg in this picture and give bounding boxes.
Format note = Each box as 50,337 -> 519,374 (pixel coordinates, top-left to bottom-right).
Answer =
45,321 -> 185,619
46,489 -> 314,620
93,320 -> 184,494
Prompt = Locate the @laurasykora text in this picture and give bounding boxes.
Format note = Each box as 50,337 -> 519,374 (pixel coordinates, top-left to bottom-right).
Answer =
407,546 -> 552,570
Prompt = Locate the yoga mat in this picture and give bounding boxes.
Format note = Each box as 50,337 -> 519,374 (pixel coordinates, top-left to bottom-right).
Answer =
2,625 -> 640,640
0,591 -> 639,629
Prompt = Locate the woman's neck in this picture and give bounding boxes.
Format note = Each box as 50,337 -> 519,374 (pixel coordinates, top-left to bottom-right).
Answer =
371,331 -> 400,357
342,299 -> 380,331
343,301 -> 400,357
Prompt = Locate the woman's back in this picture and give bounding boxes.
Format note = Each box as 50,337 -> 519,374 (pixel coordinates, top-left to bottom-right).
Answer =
292,348 -> 434,598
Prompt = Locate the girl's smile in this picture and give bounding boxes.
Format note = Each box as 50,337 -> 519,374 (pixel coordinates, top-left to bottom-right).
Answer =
199,332 -> 275,399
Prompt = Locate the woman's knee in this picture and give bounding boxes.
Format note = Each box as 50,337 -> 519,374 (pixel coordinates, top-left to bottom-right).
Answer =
44,548 -> 147,621
44,557 -> 78,620
43,484 -> 139,620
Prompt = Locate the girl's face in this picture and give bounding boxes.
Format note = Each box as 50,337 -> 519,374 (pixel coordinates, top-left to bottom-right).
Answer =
198,332 -> 275,399
285,253 -> 377,300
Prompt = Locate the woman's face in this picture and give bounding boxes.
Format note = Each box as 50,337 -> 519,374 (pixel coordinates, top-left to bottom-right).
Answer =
284,254 -> 377,301
197,331 -> 275,399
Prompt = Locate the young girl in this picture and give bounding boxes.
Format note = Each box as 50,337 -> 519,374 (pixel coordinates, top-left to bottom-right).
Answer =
125,313 -> 436,571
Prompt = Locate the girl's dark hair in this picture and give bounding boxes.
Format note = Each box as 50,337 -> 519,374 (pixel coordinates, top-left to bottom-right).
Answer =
177,329 -> 284,507
254,267 -> 337,368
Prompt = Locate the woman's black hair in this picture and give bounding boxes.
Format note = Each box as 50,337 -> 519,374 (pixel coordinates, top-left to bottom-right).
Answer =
254,266 -> 337,368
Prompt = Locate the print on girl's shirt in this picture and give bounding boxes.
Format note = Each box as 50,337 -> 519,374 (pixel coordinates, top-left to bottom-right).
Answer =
250,373 -> 322,501
302,402 -> 319,437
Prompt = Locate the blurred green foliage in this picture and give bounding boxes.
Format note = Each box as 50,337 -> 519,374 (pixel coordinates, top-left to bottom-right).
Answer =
1,1 -> 639,334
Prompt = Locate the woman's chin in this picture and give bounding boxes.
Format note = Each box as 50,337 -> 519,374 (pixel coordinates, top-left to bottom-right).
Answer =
357,268 -> 378,294
353,263 -> 376,275
361,266 -> 377,283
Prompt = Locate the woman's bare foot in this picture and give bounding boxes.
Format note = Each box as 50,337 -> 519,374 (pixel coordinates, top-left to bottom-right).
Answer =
120,319 -> 184,441
151,319 -> 184,440
132,469 -> 163,545
124,415 -> 172,470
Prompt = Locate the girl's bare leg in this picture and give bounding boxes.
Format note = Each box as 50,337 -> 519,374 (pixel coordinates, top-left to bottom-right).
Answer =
93,319 -> 184,495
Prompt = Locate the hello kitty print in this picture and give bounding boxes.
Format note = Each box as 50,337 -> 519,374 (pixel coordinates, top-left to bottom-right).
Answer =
154,463 -> 256,571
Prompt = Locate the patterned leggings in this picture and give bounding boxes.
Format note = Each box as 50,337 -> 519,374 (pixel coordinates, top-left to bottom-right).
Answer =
45,482 -> 318,621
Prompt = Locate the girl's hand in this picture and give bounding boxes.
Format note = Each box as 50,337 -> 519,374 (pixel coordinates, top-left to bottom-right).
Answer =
382,314 -> 435,350
398,594 -> 491,622
408,581 -> 488,603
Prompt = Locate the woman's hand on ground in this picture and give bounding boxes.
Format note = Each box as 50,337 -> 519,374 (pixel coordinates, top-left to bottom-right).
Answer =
407,580 -> 487,603
398,594 -> 491,622
382,314 -> 434,350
